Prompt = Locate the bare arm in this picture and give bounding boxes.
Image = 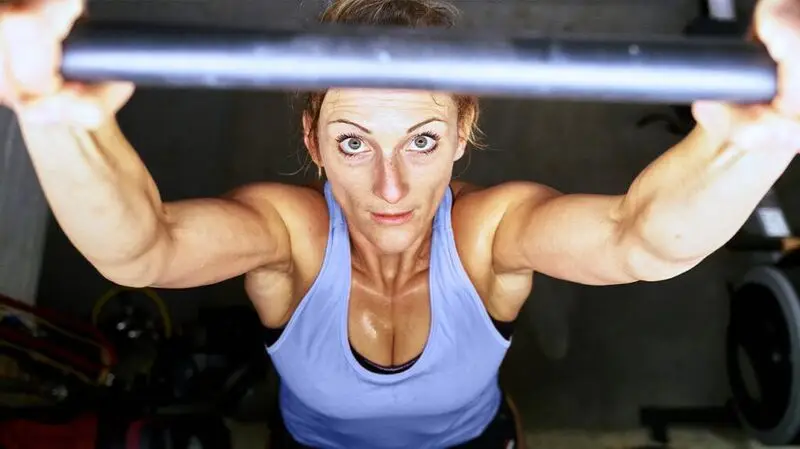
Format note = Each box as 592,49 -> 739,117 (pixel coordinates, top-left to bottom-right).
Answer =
492,123 -> 798,285
493,0 -> 800,286
19,117 -> 292,288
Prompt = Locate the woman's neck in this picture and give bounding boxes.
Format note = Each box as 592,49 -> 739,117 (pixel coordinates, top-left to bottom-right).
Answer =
349,228 -> 432,295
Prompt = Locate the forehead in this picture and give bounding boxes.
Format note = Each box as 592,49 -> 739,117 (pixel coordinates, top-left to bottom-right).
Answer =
320,89 -> 458,122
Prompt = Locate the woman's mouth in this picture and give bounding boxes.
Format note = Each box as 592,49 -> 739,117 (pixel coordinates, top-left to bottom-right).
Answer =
371,211 -> 413,225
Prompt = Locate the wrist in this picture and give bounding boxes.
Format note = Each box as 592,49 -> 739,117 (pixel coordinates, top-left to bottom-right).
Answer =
696,103 -> 800,157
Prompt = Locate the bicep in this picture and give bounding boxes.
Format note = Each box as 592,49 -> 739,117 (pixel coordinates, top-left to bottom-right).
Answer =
146,184 -> 292,288
492,184 -> 640,285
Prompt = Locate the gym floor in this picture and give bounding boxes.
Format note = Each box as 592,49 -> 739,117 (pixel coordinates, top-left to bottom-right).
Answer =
224,422 -> 782,449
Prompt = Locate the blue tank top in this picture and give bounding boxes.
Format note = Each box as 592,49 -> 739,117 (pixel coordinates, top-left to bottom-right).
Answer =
265,182 -> 512,449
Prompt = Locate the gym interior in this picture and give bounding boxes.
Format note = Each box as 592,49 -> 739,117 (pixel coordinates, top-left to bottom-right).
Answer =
2,0 -> 798,447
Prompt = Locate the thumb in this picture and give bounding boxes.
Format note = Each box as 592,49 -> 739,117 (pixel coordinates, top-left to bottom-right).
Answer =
71,81 -> 135,115
692,101 -> 737,141
755,0 -> 800,116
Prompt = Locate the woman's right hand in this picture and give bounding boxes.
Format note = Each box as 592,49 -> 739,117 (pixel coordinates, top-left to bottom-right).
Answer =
0,0 -> 134,129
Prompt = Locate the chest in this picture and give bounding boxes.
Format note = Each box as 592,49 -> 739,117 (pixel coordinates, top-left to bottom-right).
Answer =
347,271 -> 432,367
272,289 -> 509,421
265,237 -> 513,422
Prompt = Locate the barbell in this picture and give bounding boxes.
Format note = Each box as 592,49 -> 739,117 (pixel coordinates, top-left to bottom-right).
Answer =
60,21 -> 777,104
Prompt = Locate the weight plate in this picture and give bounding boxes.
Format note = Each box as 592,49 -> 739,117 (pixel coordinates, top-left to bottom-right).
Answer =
727,265 -> 800,445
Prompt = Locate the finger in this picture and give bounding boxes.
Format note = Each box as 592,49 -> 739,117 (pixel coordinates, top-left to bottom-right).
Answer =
0,0 -> 84,97
754,0 -> 800,116
0,0 -> 46,12
0,0 -> 81,13
774,54 -> 800,117
755,0 -> 800,62
0,13 -> 61,95
39,0 -> 84,40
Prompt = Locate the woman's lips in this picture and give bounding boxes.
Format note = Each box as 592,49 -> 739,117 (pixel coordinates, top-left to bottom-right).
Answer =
371,211 -> 413,225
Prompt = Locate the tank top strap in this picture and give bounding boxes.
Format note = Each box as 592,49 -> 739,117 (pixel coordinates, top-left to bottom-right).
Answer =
430,185 -> 462,307
324,182 -> 347,230
433,185 -> 455,231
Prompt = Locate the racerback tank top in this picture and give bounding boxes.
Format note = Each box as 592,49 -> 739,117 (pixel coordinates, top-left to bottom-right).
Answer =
265,182 -> 512,449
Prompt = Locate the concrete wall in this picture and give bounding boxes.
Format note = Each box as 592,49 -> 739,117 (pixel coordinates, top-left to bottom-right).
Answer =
36,0 -> 790,430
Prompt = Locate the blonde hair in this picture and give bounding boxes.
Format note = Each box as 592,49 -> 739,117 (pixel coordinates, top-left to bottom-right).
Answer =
301,0 -> 482,156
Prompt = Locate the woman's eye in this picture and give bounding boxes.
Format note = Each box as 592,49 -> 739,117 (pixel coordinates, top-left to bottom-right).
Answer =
410,135 -> 436,152
339,137 -> 365,154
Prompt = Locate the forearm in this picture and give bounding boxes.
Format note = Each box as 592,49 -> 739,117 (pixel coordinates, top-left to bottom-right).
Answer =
622,125 -> 796,267
18,116 -> 168,284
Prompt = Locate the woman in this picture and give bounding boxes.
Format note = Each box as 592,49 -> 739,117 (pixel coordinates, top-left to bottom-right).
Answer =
4,0 -> 800,447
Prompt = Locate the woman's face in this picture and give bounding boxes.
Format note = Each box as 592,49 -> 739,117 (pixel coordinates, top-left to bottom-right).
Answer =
307,88 -> 467,254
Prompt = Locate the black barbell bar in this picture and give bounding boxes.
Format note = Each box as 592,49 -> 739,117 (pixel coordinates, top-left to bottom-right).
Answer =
61,22 -> 778,104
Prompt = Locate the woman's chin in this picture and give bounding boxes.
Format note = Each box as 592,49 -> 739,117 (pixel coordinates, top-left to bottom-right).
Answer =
368,226 -> 424,255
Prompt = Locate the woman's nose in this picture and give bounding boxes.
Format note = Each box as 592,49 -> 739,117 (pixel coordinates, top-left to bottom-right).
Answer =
372,154 -> 409,205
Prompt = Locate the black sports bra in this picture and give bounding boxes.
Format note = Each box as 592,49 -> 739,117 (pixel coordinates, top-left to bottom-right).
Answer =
264,316 -> 514,375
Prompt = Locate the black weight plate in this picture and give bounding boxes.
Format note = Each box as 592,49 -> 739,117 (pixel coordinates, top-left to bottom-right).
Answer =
728,266 -> 800,445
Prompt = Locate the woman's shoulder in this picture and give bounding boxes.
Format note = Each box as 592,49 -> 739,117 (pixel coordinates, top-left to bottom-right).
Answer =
450,180 -> 556,208
234,181 -> 329,238
449,180 -> 483,200
236,181 -> 327,211
450,179 -> 557,239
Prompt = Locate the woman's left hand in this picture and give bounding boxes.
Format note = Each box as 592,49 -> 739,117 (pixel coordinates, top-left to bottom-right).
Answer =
692,0 -> 800,154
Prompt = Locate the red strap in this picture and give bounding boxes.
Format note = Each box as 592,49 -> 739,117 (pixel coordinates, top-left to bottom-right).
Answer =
126,419 -> 146,449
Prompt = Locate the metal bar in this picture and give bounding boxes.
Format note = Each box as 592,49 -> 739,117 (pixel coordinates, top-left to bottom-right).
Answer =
61,22 -> 778,104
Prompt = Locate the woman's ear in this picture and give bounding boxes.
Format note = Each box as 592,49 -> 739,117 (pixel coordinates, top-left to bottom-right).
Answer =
454,135 -> 467,162
454,110 -> 476,162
